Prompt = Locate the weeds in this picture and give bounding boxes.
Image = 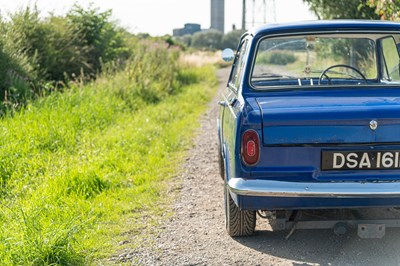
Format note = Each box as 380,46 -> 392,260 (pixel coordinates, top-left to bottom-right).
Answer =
0,4 -> 219,264
0,58 -> 217,264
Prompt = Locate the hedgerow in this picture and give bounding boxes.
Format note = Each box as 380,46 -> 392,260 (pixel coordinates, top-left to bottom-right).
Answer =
0,4 -> 133,114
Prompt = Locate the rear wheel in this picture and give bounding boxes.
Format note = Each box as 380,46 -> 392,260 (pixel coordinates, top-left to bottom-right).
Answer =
224,184 -> 256,236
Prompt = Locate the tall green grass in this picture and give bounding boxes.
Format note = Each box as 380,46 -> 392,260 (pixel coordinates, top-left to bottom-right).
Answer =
0,57 -> 217,264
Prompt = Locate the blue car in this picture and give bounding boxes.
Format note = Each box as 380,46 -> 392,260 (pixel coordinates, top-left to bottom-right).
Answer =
218,20 -> 400,236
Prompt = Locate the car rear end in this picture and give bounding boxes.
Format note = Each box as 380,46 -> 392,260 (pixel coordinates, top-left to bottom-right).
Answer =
228,21 -> 400,212
229,90 -> 400,211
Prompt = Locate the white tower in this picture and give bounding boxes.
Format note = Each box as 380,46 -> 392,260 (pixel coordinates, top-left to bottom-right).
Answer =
211,0 -> 225,32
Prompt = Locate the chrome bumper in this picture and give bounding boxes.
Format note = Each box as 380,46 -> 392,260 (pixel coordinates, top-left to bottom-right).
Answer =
228,178 -> 400,198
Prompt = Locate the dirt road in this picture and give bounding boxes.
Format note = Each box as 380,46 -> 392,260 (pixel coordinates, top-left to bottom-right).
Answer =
119,68 -> 400,266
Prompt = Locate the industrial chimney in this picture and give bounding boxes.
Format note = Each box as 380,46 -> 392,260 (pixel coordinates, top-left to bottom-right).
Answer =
211,0 -> 225,33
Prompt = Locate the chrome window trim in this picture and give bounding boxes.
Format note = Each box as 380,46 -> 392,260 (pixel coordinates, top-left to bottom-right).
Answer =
248,30 -> 400,91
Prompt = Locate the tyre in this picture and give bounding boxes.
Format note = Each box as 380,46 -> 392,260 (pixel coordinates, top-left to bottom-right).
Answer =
224,184 -> 256,236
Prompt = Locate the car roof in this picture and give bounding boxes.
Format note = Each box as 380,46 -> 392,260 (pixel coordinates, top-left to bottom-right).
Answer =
249,20 -> 400,37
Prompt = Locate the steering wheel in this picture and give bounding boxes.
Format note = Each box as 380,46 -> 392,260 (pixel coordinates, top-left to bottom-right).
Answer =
318,64 -> 367,85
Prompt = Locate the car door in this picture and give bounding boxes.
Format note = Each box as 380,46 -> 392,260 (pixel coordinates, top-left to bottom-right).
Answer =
220,38 -> 250,180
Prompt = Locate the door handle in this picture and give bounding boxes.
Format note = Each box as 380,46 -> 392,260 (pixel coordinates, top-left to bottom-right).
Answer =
218,99 -> 237,107
218,101 -> 228,107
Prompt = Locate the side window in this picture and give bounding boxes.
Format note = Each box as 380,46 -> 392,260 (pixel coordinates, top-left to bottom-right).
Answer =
229,40 -> 249,90
381,37 -> 400,82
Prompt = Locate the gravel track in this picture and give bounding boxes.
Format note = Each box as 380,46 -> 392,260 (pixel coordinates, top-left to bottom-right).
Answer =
116,68 -> 400,266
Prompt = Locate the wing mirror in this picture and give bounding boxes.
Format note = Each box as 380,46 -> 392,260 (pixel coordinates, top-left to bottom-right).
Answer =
222,48 -> 234,62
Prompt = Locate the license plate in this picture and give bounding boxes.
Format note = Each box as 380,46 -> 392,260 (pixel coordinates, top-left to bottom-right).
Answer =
321,150 -> 400,170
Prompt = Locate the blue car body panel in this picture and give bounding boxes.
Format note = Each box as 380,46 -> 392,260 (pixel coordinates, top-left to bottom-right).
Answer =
258,92 -> 400,145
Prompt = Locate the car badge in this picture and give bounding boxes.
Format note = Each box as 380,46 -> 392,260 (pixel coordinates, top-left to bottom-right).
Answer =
369,120 -> 378,130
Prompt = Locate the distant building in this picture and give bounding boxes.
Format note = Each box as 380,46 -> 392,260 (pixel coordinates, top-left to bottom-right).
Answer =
211,0 -> 224,33
173,23 -> 201,37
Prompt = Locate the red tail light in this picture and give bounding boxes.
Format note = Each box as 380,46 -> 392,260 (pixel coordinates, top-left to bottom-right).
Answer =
241,130 -> 260,166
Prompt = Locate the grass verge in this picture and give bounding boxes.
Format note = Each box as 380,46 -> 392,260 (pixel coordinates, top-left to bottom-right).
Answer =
0,64 -> 218,265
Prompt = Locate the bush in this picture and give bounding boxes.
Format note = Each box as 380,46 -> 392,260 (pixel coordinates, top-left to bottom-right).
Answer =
66,4 -> 129,77
112,40 -> 181,107
175,34 -> 193,47
0,16 -> 39,114
174,29 -> 245,50
5,6 -> 46,77
0,4 -> 132,113
257,51 -> 297,65
222,30 -> 246,49
38,15 -> 89,82
192,29 -> 224,50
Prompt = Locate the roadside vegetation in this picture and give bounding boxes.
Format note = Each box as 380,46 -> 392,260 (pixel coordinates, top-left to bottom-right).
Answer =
175,29 -> 245,50
302,0 -> 398,20
0,5 -> 129,114
0,3 -> 218,265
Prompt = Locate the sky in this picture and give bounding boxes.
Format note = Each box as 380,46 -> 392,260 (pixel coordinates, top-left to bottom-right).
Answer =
0,0 -> 316,36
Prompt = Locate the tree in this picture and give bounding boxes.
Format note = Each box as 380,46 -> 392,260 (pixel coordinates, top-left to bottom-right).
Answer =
40,15 -> 90,82
368,0 -> 400,20
191,29 -> 223,50
175,35 -> 192,47
222,30 -> 246,49
303,0 -> 380,19
67,4 -> 128,76
5,6 -> 47,79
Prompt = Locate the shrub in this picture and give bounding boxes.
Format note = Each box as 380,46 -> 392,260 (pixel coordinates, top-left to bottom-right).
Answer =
66,4 -> 129,77
5,6 -> 46,77
33,15 -> 90,83
192,29 -> 224,50
222,29 -> 246,49
0,4 -> 132,113
0,18 -> 38,114
257,51 -> 297,65
113,40 -> 181,107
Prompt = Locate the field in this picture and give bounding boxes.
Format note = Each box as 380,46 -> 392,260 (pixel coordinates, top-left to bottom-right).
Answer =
0,60 -> 217,264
